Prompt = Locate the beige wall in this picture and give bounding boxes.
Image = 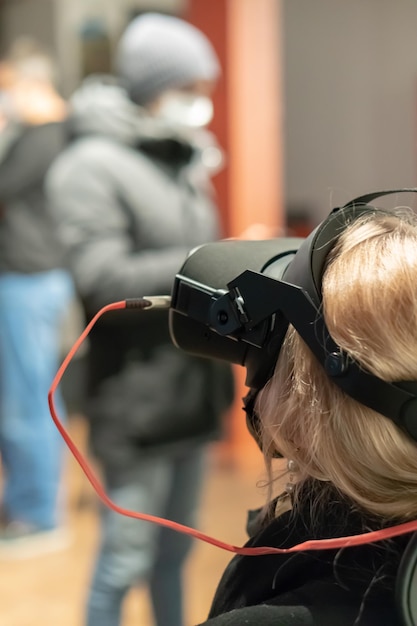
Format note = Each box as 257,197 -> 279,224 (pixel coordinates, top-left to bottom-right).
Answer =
283,0 -> 417,222
0,0 -> 56,53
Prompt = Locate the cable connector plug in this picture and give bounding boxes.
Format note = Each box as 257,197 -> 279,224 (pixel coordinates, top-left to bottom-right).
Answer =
125,296 -> 171,310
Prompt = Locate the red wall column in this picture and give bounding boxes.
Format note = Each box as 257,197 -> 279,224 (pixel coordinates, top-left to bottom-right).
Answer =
183,0 -> 230,235
184,0 -> 284,467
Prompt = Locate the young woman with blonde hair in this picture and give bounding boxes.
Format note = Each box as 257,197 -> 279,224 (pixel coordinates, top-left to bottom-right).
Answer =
170,191 -> 417,626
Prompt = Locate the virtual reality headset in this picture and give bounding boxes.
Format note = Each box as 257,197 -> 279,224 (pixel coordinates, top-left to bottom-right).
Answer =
169,188 -> 417,442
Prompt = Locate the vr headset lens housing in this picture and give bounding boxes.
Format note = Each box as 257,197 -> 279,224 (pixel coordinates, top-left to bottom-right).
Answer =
169,237 -> 303,389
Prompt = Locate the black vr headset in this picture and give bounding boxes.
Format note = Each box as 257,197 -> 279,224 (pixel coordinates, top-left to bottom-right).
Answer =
169,188 -> 417,443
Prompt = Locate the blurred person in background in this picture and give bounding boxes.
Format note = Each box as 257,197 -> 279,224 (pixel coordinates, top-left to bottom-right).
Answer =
0,37 -> 74,555
46,13 -> 235,626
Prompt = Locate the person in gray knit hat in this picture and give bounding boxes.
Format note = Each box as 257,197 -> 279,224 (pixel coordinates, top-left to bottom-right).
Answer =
116,12 -> 221,106
46,10 -> 234,626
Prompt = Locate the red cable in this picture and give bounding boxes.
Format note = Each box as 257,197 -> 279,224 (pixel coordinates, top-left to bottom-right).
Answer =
48,299 -> 417,556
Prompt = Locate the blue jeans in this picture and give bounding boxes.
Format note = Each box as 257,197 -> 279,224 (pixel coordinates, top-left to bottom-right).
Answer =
0,269 -> 74,529
86,448 -> 206,626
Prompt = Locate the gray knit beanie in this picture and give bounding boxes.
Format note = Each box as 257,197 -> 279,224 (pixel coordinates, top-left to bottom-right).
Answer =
115,12 -> 221,106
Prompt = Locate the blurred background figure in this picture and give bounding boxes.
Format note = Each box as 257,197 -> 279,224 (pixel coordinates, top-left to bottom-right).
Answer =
46,12 -> 235,626
0,37 -> 74,555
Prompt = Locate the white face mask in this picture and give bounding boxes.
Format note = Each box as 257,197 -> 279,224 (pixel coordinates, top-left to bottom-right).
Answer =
155,93 -> 214,128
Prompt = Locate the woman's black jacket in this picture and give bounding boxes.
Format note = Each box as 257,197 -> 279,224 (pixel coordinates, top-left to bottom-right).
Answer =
198,482 -> 410,626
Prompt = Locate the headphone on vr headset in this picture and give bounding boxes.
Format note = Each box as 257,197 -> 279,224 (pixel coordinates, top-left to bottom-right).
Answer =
169,188 -> 417,444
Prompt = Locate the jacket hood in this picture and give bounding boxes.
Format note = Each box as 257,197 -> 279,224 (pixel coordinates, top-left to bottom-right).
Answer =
68,75 -> 223,167
69,76 -> 145,144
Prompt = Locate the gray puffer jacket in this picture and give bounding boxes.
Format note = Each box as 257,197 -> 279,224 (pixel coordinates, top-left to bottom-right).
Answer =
46,78 -> 234,482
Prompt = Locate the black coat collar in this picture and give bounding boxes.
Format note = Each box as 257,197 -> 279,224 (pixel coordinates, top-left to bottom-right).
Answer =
208,481 -> 409,625
137,137 -> 194,169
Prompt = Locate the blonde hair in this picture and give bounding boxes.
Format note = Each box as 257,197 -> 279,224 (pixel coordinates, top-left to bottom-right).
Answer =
257,209 -> 417,520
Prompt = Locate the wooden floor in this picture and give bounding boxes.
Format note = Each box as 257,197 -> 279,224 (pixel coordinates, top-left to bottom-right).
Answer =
0,416 -> 270,626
